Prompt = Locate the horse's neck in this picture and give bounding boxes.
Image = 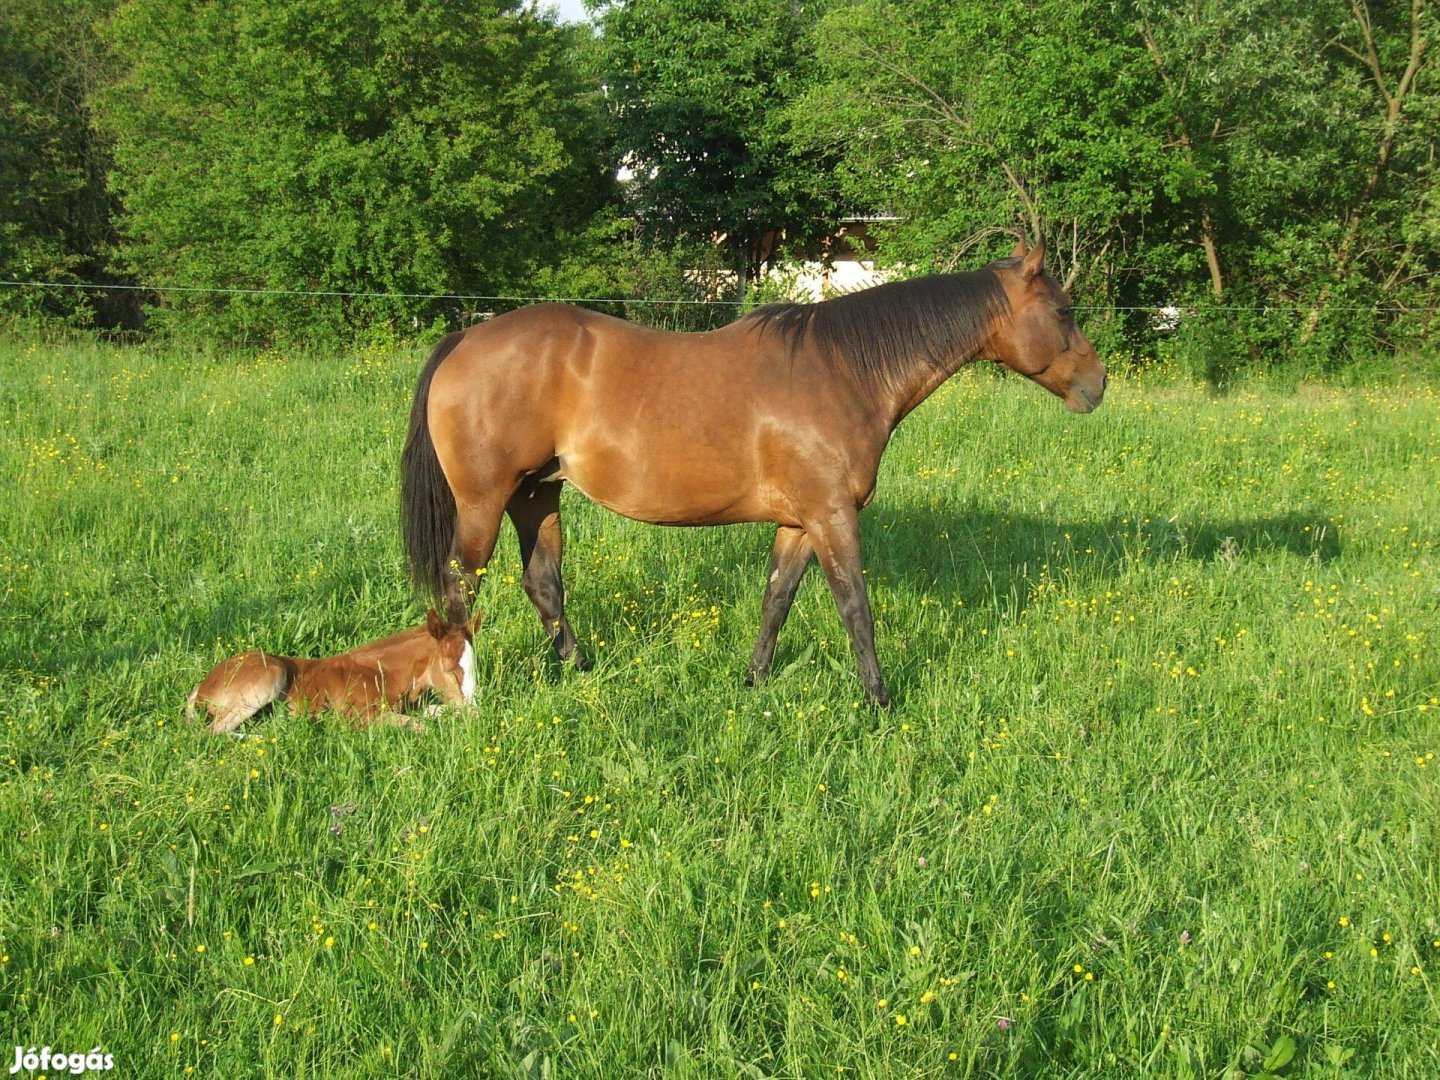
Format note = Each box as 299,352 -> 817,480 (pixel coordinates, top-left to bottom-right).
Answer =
883,345 -> 984,430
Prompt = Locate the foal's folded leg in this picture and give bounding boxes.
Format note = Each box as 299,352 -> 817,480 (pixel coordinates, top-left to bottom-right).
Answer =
369,710 -> 428,734
188,651 -> 292,735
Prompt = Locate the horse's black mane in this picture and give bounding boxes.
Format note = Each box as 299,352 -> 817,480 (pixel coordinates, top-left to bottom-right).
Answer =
744,263 -> 1012,398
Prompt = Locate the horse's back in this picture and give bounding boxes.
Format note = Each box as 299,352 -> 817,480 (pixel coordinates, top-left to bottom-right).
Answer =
433,303 -> 730,387
288,655 -> 383,714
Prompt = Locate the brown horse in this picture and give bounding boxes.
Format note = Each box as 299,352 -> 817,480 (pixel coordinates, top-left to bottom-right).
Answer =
400,238 -> 1104,705
186,610 -> 477,734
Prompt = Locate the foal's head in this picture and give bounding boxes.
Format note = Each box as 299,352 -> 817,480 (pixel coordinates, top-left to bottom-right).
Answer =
421,608 -> 477,704
986,239 -> 1107,414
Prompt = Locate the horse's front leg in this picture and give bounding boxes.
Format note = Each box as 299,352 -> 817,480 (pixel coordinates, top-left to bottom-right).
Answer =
805,507 -> 890,707
746,525 -> 814,686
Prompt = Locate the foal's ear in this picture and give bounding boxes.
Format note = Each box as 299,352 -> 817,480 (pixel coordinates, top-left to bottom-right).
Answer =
425,608 -> 445,638
1010,237 -> 1029,259
1021,236 -> 1046,280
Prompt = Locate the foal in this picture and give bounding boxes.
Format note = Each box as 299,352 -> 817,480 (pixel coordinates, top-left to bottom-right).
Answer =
186,610 -> 476,734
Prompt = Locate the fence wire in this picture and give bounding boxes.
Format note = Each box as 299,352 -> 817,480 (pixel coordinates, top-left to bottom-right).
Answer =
1,278 -> 1434,315
0,279 -> 744,306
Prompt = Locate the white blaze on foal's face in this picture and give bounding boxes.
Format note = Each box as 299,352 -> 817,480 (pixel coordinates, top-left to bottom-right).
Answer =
460,639 -> 476,702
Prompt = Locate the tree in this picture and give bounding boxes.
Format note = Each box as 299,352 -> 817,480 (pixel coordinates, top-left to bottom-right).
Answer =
1128,0 -> 1348,371
593,0 -> 842,296
789,0 -> 1180,306
1134,0 -> 1435,358
96,0 -> 611,341
1300,0 -> 1434,344
791,0 -> 1437,369
0,0 -> 128,326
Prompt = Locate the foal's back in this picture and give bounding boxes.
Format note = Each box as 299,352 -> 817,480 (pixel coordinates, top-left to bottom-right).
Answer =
285,654 -> 391,721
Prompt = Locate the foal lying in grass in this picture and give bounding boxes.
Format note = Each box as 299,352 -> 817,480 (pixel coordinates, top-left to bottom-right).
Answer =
186,610 -> 476,734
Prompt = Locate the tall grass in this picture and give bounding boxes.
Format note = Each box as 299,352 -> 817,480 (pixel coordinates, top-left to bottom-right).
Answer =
1,337 -> 1437,1078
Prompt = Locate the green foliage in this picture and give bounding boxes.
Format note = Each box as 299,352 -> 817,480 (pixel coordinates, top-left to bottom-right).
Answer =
789,0 -> 1437,375
93,0 -> 611,343
594,0 -> 843,285
0,0 -> 126,328
1,0 -> 1435,371
793,0 -> 1174,292
4,339 -> 1440,1074
529,213 -> 739,331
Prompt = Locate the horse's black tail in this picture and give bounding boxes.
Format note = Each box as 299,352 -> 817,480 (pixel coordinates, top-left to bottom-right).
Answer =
400,330 -> 466,602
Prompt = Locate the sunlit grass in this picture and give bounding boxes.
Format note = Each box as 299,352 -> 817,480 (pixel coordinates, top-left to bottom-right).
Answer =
1,337 -> 1437,1077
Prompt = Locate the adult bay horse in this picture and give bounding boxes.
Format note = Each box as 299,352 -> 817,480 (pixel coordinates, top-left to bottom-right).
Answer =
400,238 -> 1105,706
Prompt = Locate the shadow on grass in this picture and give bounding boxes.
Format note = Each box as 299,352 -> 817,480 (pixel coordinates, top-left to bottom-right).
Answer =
860,503 -> 1341,605
16,504 -> 1340,693
537,502 -> 1343,700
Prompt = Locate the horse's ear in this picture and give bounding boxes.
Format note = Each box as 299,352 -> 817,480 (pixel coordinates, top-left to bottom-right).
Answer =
425,608 -> 445,638
1020,236 -> 1046,280
1011,237 -> 1029,259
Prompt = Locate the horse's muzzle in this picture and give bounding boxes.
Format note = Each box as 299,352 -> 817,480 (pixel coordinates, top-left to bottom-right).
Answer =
1066,368 -> 1106,413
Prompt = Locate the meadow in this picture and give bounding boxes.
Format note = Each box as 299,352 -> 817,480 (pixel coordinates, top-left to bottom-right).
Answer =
1,335 -> 1437,1079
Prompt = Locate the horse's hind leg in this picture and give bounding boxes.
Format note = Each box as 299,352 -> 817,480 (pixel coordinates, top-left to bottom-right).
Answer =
507,480 -> 589,670
746,525 -> 814,685
443,492 -> 511,624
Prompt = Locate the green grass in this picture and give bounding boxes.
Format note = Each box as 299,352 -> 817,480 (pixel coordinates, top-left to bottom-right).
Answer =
1,336 -> 1437,1078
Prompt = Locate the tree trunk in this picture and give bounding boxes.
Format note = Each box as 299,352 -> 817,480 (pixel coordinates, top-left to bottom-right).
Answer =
1201,210 -> 1224,300
1301,0 -> 1426,343
1137,20 -> 1226,302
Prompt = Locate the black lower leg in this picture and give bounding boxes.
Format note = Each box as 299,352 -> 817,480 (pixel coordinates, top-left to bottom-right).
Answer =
509,483 -> 588,669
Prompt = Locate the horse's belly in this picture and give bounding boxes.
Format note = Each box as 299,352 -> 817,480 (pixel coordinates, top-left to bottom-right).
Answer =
554,445 -> 768,526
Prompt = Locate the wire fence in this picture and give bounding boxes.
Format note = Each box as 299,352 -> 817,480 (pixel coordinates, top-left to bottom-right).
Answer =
0,279 -> 745,306
2,278 -> 1435,315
